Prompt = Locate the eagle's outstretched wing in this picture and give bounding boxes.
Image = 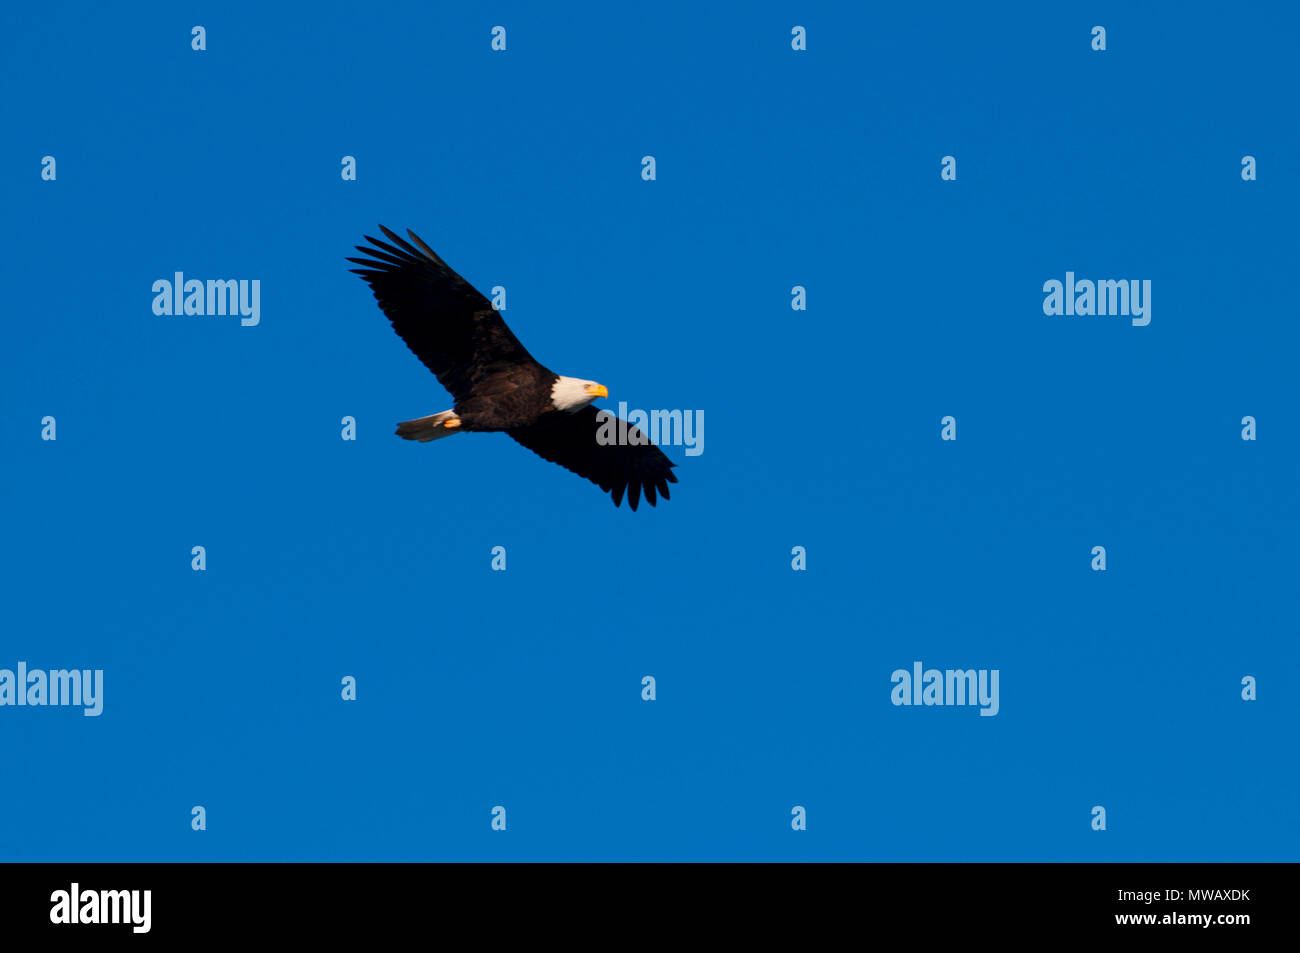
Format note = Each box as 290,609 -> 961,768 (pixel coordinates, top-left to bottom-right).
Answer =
508,407 -> 679,510
348,226 -> 539,403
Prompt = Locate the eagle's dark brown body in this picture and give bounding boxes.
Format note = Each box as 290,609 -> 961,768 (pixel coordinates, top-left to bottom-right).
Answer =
453,362 -> 555,431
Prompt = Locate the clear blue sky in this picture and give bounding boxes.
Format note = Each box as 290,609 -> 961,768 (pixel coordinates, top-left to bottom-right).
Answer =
1,1 -> 1296,860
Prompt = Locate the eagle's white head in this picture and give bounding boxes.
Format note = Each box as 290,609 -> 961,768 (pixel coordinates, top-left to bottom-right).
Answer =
551,376 -> 608,412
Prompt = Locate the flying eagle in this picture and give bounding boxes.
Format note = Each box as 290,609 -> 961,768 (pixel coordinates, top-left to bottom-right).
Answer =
348,226 -> 678,509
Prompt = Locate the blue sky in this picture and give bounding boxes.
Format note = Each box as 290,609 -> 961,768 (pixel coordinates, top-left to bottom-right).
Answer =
1,1 -> 1296,860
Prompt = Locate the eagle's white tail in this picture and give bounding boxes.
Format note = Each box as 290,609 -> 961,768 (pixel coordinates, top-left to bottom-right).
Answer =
396,410 -> 462,442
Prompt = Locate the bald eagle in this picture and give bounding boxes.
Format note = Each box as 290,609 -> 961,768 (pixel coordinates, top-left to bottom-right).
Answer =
348,226 -> 679,510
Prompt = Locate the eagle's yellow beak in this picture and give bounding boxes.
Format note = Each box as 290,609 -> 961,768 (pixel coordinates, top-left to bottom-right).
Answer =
586,384 -> 609,398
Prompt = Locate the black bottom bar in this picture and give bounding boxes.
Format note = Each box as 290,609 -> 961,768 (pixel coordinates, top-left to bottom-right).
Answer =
0,862 -> 1281,940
